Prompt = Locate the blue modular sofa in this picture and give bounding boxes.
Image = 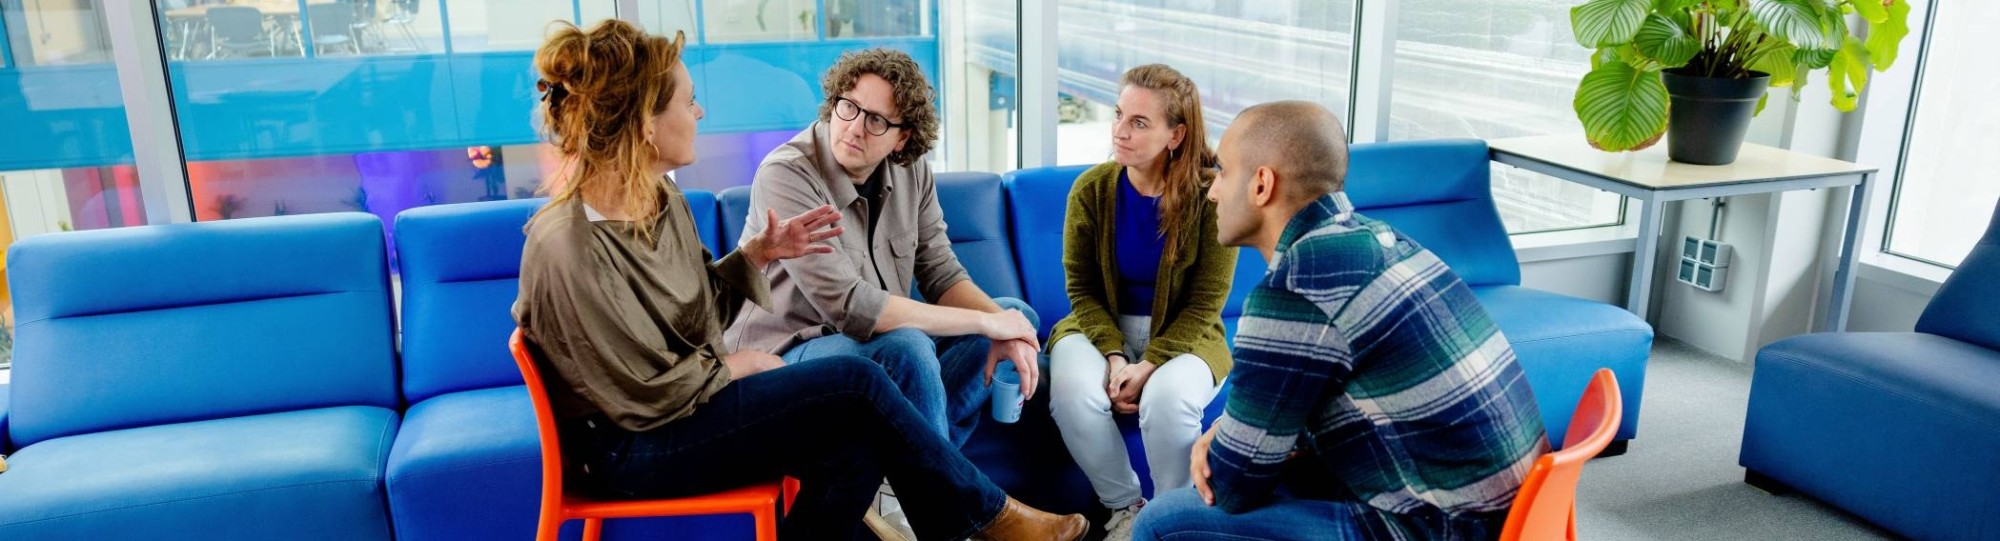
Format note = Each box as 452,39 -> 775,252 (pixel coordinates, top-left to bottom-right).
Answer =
0,214 -> 401,540
1739,199 -> 2000,540
0,139 -> 1651,540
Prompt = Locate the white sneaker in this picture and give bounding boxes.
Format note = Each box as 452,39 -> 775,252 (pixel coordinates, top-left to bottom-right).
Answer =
864,481 -> 918,541
1103,500 -> 1145,541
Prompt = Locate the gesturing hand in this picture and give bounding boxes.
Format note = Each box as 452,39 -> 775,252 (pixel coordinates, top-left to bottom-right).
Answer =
744,205 -> 843,267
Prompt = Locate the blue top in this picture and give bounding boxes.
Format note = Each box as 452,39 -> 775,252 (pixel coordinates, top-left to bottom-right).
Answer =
1114,169 -> 1164,316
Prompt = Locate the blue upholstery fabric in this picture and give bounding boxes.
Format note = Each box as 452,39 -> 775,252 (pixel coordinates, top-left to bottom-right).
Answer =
384,386 -> 541,541
934,172 -> 1025,300
1002,165 -> 1094,337
1741,332 -> 2000,540
1915,199 -> 2000,351
0,406 -> 400,540
1741,199 -> 2000,540
1473,285 -> 1651,443
719,186 -> 752,251
1344,139 -> 1520,287
396,199 -> 542,404
5,212 -> 397,448
685,189 -> 723,256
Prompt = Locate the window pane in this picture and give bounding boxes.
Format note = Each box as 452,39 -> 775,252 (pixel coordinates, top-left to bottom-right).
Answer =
1885,1 -> 2000,269
156,0 -> 573,269
1,0 -> 157,369
451,0 -> 618,52
1054,0 -> 1354,166
1389,0 -> 1622,234
660,0 -> 942,192
942,0 -> 1017,173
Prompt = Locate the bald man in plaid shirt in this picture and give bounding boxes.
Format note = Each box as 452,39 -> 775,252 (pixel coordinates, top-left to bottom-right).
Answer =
1133,101 -> 1549,540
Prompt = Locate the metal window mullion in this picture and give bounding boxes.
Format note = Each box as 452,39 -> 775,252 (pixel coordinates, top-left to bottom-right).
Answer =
1347,0 -> 1396,144
1018,0 -> 1057,168
105,0 -> 192,224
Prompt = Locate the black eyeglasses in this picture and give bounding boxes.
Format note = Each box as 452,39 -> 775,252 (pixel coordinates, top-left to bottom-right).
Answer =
832,97 -> 907,136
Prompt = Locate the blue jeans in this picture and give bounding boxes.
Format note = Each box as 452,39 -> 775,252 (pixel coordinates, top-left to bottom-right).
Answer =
564,356 -> 1008,540
1133,488 -> 1507,541
782,297 -> 1038,447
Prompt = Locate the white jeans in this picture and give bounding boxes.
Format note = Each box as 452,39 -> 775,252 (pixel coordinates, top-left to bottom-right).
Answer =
1049,315 -> 1219,509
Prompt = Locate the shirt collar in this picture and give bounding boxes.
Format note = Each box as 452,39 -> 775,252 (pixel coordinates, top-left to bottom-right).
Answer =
1276,191 -> 1356,253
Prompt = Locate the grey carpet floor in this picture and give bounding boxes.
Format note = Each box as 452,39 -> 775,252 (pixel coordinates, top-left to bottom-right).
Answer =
1574,338 -> 1900,540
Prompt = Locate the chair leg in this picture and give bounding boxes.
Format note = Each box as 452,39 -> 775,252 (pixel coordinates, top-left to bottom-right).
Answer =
754,506 -> 778,541
581,518 -> 603,541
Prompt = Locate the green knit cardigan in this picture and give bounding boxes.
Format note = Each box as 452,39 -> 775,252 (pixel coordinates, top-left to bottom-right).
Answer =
1047,161 -> 1236,383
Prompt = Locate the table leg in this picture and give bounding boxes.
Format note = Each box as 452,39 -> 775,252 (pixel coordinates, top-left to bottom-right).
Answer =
1628,196 -> 1667,318
1824,174 -> 1875,332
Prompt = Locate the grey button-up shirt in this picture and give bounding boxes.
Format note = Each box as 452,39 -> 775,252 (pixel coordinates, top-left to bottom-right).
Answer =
723,121 -> 970,355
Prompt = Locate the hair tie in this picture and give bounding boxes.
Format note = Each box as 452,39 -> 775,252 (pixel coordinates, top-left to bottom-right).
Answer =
537,79 -> 570,103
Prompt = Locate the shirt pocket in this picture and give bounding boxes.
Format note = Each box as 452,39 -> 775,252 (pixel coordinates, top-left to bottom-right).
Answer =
887,231 -> 919,296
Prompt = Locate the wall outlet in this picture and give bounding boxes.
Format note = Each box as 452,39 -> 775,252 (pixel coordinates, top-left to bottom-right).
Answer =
1677,236 -> 1732,292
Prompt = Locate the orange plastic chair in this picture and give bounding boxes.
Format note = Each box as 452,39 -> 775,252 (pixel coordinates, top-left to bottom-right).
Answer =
1498,368 -> 1623,541
511,328 -> 799,541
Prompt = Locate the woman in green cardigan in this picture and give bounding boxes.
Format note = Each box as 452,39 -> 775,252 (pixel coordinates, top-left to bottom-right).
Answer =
1047,64 -> 1236,541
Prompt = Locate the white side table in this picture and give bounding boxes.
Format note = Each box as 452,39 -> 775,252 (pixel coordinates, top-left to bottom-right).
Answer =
1489,135 -> 1878,331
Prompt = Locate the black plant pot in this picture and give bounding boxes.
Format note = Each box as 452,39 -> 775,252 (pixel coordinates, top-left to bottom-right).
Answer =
1663,70 -> 1771,165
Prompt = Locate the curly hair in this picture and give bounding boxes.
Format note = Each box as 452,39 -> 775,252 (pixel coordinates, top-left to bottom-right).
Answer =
817,48 -> 939,166
530,20 -> 685,242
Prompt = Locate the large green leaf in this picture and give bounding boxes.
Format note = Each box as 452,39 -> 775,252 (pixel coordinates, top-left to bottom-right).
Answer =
1865,0 -> 1910,69
1751,0 -> 1832,50
1573,0 -> 1651,47
1828,35 -> 1870,111
1794,47 -> 1837,70
1654,0 -> 1705,11
1636,14 -> 1700,67
1752,42 -> 1800,86
1574,61 -> 1669,151
1847,0 -> 1887,23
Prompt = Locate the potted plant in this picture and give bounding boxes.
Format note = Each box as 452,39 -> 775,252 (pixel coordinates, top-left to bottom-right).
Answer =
1570,0 -> 1911,164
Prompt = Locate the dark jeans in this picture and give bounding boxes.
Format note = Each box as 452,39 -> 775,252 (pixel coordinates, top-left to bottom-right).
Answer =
564,355 -> 1007,540
781,297 -> 1040,448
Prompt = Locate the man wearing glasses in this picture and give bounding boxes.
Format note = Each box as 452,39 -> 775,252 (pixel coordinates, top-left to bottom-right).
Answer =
727,51 -> 1041,538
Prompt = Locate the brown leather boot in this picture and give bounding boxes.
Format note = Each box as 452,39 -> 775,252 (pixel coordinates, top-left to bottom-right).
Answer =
973,497 -> 1088,541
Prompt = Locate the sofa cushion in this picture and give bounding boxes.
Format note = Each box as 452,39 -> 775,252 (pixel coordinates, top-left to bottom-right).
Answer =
1474,285 -> 1652,443
397,199 -> 541,404
1346,139 -> 1519,288
6,213 -> 397,449
934,171 -> 1024,300
1915,199 -> 2000,351
385,386 -> 542,541
0,406 -> 399,540
1742,332 -> 2000,540
1002,165 -> 1095,337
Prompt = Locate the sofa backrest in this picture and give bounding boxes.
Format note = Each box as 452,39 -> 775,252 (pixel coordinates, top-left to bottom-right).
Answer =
717,172 -> 1025,302
6,213 -> 398,448
1345,139 -> 1520,288
394,193 -> 725,405
395,198 -> 541,405
1002,165 -> 1094,337
1916,198 -> 2000,350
